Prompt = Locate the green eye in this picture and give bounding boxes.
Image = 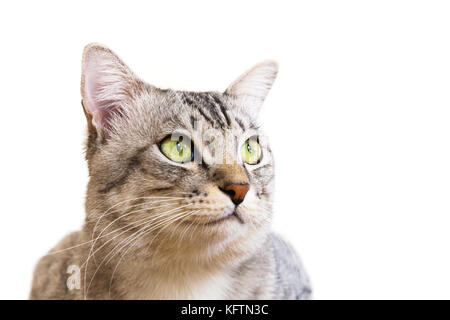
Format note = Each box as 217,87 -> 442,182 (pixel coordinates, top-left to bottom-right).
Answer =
160,135 -> 193,163
241,138 -> 261,165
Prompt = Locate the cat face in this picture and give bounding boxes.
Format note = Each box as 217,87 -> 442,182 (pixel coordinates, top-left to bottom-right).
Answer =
81,44 -> 278,263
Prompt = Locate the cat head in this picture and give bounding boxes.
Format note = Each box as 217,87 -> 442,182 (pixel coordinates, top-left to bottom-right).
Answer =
81,43 -> 278,265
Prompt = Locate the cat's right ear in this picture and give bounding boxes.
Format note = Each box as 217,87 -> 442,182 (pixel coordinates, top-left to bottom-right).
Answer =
81,43 -> 138,137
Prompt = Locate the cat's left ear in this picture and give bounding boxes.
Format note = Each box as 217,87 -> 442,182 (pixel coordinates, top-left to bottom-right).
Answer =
224,60 -> 278,114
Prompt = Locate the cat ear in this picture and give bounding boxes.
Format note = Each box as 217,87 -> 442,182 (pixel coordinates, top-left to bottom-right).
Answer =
224,60 -> 279,113
81,43 -> 138,133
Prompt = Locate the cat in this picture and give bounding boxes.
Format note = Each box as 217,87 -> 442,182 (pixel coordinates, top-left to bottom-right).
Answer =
29,43 -> 311,299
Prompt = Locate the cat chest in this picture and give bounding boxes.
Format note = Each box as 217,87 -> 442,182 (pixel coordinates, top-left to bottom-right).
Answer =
130,269 -> 233,300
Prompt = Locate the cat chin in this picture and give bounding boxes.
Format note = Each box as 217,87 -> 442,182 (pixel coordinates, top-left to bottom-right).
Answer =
177,214 -> 267,253
153,211 -> 258,251
186,210 -> 242,227
202,211 -> 242,226
160,224 -> 269,267
181,204 -> 257,226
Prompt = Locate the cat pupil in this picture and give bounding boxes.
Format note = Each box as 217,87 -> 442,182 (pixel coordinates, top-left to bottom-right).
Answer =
247,143 -> 252,153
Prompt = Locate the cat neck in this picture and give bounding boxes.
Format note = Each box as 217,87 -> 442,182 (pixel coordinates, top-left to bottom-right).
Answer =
118,258 -> 235,299
81,211 -> 270,299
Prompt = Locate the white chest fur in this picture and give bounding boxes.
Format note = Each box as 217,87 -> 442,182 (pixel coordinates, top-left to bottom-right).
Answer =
128,269 -> 233,300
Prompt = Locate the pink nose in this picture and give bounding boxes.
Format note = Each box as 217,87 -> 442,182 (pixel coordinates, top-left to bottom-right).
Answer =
220,183 -> 250,205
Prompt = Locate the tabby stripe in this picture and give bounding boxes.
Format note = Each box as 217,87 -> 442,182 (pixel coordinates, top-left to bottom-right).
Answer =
253,164 -> 274,176
190,116 -> 197,129
206,93 -> 229,128
199,93 -> 225,128
234,117 -> 246,131
183,94 -> 215,126
212,94 -> 232,127
98,145 -> 149,193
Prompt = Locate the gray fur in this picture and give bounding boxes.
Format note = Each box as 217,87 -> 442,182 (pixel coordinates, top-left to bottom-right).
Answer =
30,44 -> 311,300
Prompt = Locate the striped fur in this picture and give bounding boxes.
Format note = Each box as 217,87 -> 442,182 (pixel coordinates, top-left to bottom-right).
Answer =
30,44 -> 311,300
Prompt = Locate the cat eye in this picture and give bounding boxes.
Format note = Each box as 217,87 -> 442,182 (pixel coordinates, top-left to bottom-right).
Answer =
159,135 -> 193,163
241,137 -> 262,165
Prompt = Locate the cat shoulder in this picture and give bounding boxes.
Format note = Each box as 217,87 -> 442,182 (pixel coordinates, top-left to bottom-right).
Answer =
30,231 -> 83,299
268,233 -> 312,299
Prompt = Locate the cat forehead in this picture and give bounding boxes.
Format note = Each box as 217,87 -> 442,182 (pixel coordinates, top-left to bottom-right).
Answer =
175,91 -> 235,128
150,90 -> 257,132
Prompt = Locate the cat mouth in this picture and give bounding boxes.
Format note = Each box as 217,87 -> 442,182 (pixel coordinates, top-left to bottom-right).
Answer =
201,209 -> 244,226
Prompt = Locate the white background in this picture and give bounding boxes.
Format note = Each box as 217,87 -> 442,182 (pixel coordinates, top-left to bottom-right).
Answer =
1,1 -> 449,299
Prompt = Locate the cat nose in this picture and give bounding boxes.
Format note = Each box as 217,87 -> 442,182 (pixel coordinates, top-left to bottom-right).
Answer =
220,183 -> 250,206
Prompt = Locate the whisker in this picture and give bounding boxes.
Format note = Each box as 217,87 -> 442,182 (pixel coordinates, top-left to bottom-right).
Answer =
147,209 -> 200,255
82,201 -> 188,299
47,200 -> 180,256
175,217 -> 199,248
83,199 -> 183,296
188,217 -> 202,242
84,204 -> 193,299
83,204 -> 190,268
90,201 -> 177,252
93,209 -> 194,298
107,209 -> 199,297
111,208 -> 197,265
89,196 -> 184,238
